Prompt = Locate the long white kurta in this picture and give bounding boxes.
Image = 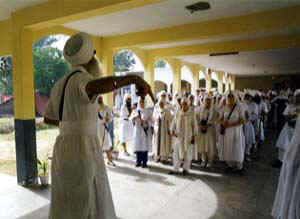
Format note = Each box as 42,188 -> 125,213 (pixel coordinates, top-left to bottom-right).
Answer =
153,107 -> 172,158
223,104 -> 245,163
98,104 -> 113,151
244,103 -> 256,152
45,66 -> 116,219
119,105 -> 134,143
130,108 -> 153,152
275,104 -> 297,161
272,115 -> 300,219
197,106 -> 216,156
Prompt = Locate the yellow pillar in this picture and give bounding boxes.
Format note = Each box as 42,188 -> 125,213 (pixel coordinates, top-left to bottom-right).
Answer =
13,29 -> 35,120
12,16 -> 38,185
169,59 -> 182,93
205,68 -> 212,92
225,79 -> 230,92
231,75 -> 236,91
192,65 -> 200,94
133,49 -> 155,93
100,47 -> 114,107
144,55 -> 155,93
217,71 -> 224,94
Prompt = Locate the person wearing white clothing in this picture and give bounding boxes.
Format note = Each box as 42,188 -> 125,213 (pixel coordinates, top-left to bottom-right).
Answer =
130,97 -> 153,168
153,100 -> 172,163
97,96 -> 116,166
272,113 -> 300,219
221,93 -> 245,175
169,98 -> 197,175
197,96 -> 217,168
119,94 -> 134,156
44,32 -> 153,219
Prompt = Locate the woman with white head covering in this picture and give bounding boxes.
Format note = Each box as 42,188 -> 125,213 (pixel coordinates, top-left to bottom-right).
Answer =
197,95 -> 217,168
170,97 -> 197,175
97,95 -> 115,166
44,32 -> 154,219
272,111 -> 300,219
243,94 -> 257,161
119,93 -> 134,156
153,99 -> 172,163
221,92 -> 245,174
215,95 -> 227,161
275,90 -> 300,164
130,97 -> 153,168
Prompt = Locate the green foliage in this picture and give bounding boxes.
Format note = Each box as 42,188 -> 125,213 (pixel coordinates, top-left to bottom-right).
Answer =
0,56 -> 13,95
34,46 -> 70,96
33,35 -> 59,49
37,156 -> 49,176
154,60 -> 167,68
114,50 -> 136,72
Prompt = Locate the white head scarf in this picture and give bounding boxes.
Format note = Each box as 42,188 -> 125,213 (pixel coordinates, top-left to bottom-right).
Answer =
63,32 -> 95,66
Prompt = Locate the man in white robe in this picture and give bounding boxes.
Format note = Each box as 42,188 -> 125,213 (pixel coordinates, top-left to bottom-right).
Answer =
169,98 -> 197,175
153,99 -> 172,163
44,32 -> 153,219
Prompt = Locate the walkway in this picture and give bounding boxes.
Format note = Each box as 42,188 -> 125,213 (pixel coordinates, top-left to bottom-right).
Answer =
0,130 -> 279,219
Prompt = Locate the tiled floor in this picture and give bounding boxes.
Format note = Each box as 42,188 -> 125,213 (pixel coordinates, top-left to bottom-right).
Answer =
0,130 -> 279,219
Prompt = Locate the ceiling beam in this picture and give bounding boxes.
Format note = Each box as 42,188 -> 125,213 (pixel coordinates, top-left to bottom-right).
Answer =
148,34 -> 300,58
12,0 -> 171,30
103,5 -> 300,49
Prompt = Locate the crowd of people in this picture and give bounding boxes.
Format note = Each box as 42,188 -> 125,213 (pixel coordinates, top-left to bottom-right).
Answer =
98,87 -> 300,218
97,87 -> 296,176
45,32 -> 300,219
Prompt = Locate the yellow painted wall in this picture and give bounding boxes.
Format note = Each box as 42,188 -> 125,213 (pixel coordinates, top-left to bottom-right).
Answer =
235,75 -> 300,91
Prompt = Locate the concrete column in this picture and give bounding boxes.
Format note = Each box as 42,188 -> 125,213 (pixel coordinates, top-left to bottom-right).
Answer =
217,71 -> 224,94
192,65 -> 200,94
205,68 -> 212,92
225,80 -> 230,92
230,75 -> 236,91
12,18 -> 37,185
100,47 -> 114,107
169,59 -> 182,93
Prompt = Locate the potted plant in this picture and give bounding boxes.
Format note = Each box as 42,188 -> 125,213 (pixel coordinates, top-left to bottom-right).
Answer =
37,156 -> 50,186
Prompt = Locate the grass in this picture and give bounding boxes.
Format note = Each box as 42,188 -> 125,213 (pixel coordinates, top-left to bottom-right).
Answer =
0,117 -> 126,176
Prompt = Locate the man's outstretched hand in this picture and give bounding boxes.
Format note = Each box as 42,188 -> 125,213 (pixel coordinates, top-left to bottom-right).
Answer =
135,77 -> 155,103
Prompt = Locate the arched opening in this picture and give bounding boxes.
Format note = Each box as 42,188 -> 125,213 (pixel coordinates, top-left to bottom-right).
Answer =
199,70 -> 206,89
33,34 -> 70,174
181,66 -> 193,94
211,72 -> 218,92
154,60 -> 173,95
113,49 -> 145,110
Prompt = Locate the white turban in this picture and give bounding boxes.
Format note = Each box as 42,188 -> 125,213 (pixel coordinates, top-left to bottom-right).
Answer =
294,89 -> 300,97
63,32 -> 95,66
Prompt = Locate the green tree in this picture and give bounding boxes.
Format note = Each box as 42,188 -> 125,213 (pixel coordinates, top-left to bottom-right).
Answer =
34,46 -> 70,96
154,60 -> 166,68
33,35 -> 59,49
114,50 -> 136,72
0,56 -> 13,95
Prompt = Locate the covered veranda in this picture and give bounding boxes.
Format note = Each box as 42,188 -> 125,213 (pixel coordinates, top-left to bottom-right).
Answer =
0,0 -> 300,218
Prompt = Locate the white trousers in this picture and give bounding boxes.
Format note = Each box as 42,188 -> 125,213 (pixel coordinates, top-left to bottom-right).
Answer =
173,139 -> 193,172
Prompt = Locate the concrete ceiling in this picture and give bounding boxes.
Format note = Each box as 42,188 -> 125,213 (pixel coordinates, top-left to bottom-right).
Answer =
179,47 -> 300,77
0,0 -> 47,21
64,0 -> 300,37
